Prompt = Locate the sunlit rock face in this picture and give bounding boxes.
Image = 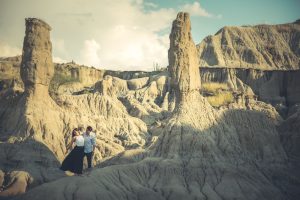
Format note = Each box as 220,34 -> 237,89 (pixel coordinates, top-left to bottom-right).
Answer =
197,19 -> 300,70
20,18 -> 54,94
168,12 -> 201,103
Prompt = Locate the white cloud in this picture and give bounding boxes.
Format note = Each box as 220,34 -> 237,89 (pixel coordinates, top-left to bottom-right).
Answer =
1,0 -> 221,70
52,38 -> 68,57
0,0 -> 177,70
96,26 -> 169,71
144,2 -> 158,8
79,39 -> 101,67
53,56 -> 67,63
182,2 -> 213,17
0,41 -> 21,57
71,0 -> 176,70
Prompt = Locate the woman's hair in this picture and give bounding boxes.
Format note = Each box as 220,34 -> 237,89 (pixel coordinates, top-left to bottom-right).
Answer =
87,126 -> 93,132
72,128 -> 78,137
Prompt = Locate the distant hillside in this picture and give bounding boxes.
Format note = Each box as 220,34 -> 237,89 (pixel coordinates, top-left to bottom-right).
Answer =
197,19 -> 300,70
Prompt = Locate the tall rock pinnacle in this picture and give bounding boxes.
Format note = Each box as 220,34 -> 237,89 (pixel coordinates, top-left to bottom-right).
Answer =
20,18 -> 54,94
168,12 -> 201,103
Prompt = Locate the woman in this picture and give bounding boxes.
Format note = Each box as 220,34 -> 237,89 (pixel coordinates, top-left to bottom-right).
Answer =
60,128 -> 85,175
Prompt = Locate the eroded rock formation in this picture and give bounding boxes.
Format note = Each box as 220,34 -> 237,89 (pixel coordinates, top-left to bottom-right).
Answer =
13,12 -> 300,200
0,171 -> 33,198
0,13 -> 299,200
200,67 -> 300,116
0,20 -> 66,197
0,18 -> 150,197
198,20 -> 300,70
20,18 -> 54,95
168,12 -> 201,103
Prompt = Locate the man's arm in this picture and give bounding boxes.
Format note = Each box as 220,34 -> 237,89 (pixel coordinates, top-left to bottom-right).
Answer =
91,134 -> 96,152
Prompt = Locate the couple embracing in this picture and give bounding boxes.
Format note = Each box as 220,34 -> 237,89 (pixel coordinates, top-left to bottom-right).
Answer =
60,126 -> 96,175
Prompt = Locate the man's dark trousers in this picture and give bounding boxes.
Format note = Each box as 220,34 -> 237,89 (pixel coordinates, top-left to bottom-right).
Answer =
84,152 -> 93,168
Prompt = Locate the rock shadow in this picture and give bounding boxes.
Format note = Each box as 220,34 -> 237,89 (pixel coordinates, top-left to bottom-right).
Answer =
0,138 -> 65,196
95,107 -> 300,200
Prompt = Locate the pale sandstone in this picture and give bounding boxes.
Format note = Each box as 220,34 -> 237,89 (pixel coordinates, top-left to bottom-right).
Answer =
168,12 -> 201,103
198,20 -> 300,70
0,171 -> 33,197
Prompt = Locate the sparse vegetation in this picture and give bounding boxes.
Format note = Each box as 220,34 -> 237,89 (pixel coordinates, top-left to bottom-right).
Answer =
201,82 -> 228,95
49,73 -> 79,97
54,73 -> 79,84
0,73 -> 13,80
207,92 -> 234,107
201,82 -> 233,107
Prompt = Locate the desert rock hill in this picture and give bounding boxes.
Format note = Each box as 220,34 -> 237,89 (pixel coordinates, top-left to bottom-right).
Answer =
197,20 -> 300,70
0,18 -> 150,198
0,13 -> 296,200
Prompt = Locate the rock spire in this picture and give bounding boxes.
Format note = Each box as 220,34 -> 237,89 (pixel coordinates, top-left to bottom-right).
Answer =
168,12 -> 201,103
20,18 -> 54,94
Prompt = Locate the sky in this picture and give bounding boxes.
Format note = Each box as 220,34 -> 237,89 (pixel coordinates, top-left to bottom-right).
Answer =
0,0 -> 299,71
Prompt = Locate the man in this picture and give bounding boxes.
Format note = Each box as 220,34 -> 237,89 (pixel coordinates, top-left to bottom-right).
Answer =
83,126 -> 96,169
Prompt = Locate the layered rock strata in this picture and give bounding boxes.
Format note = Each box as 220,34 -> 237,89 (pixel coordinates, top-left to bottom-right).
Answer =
198,20 -> 300,70
200,67 -> 300,115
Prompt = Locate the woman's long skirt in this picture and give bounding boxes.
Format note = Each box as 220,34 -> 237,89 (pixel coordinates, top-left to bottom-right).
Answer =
60,146 -> 84,174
